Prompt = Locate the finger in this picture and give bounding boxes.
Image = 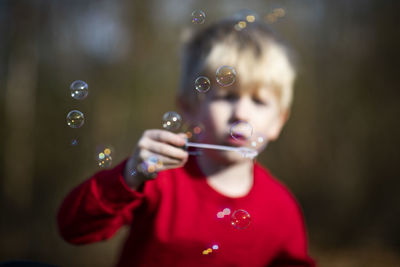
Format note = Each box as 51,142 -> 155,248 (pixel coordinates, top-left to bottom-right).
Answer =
145,129 -> 186,147
139,150 -> 184,166
143,138 -> 188,160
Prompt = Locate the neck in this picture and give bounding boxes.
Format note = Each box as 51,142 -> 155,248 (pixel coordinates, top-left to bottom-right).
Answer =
195,154 -> 254,197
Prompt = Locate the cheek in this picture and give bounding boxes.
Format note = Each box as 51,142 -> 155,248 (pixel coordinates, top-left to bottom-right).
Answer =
253,107 -> 280,132
199,102 -> 231,133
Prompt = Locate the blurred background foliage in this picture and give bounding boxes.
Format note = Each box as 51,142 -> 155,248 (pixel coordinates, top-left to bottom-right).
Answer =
0,0 -> 399,266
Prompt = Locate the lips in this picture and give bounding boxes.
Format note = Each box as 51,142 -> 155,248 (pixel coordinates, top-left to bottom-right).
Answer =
225,135 -> 248,146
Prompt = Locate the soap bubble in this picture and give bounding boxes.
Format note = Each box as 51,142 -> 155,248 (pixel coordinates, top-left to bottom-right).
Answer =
223,208 -> 231,215
70,80 -> 88,100
216,66 -> 236,87
71,139 -> 79,146
195,76 -> 211,93
230,121 -> 253,141
234,21 -> 247,31
231,209 -> 251,229
191,10 -> 206,24
66,110 -> 85,128
162,111 -> 182,131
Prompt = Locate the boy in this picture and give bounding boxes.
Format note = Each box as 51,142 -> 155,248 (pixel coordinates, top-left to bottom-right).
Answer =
57,18 -> 316,266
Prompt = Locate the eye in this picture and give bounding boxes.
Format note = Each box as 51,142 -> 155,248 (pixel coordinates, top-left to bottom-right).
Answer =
225,93 -> 237,101
253,97 -> 269,106
213,92 -> 237,101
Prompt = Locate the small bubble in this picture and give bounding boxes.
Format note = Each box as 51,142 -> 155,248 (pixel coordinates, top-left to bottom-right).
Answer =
246,15 -> 256,22
238,21 -> 247,29
104,148 -> 112,155
217,211 -> 225,219
223,208 -> 231,215
273,8 -> 286,17
66,110 -> 85,128
216,66 -> 236,87
71,139 -> 78,146
162,111 -> 182,131
265,13 -> 278,23
212,244 -> 219,250
231,209 -> 251,229
191,10 -> 206,24
195,76 -> 211,93
70,80 -> 88,100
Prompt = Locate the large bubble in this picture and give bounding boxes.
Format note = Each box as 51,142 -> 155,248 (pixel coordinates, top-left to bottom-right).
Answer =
162,111 -> 182,131
216,66 -> 236,87
231,209 -> 251,229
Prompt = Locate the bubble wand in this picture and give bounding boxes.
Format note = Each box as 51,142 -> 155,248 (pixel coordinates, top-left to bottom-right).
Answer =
185,142 -> 258,159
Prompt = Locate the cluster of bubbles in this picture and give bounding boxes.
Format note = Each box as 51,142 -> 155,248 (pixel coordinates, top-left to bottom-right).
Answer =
97,147 -> 113,168
67,81 -> 88,141
202,244 -> 219,255
217,208 -> 231,218
248,133 -> 268,151
191,10 -> 206,24
216,208 -> 251,230
234,12 -> 257,31
193,65 -> 236,95
191,11 -> 239,94
162,111 -> 182,131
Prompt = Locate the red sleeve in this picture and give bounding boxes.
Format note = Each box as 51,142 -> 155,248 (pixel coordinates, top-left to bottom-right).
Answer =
269,201 -> 316,267
57,159 -> 152,245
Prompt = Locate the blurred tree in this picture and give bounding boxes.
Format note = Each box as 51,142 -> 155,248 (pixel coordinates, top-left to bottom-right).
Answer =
3,1 -> 39,210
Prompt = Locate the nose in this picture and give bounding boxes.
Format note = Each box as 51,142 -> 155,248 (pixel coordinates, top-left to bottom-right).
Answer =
231,96 -> 251,123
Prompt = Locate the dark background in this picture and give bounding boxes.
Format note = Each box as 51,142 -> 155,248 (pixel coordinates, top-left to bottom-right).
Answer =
1,0 -> 399,266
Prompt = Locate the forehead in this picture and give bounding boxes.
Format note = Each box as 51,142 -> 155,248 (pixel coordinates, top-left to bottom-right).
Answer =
202,39 -> 294,95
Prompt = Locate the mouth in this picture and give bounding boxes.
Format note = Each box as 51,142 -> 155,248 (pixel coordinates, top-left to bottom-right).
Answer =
225,135 -> 248,147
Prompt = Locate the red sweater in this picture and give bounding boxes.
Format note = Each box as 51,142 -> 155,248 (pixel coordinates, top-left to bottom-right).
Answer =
57,157 -> 315,267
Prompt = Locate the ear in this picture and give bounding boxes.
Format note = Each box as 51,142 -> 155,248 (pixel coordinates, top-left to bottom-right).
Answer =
267,109 -> 290,141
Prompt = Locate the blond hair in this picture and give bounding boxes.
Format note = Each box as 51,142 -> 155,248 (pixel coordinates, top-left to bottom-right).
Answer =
179,18 -> 297,112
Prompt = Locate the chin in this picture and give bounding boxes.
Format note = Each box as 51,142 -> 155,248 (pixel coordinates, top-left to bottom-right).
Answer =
206,150 -> 252,165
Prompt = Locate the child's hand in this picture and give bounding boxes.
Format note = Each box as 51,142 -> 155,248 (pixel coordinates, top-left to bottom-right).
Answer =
124,129 -> 189,189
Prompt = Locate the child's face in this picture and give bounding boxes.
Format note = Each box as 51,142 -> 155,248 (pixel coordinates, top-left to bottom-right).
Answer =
191,84 -> 288,162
